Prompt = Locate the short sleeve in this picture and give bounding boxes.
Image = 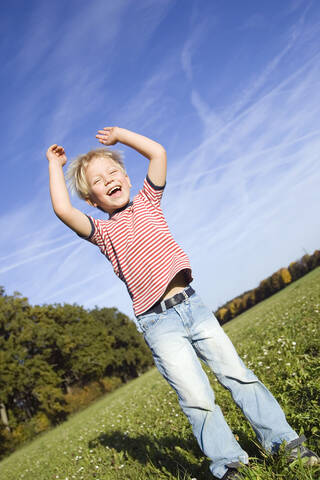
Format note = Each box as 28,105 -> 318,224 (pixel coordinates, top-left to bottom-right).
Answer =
76,215 -> 95,240
140,175 -> 165,207
76,214 -> 95,240
77,216 -> 108,255
76,215 -> 112,265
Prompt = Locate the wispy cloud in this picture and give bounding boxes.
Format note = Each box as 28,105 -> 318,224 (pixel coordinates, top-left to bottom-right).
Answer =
181,17 -> 212,81
0,239 -> 80,275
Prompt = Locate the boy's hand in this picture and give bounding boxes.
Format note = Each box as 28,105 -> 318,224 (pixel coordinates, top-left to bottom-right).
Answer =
46,144 -> 67,167
96,126 -> 119,146
96,127 -> 167,186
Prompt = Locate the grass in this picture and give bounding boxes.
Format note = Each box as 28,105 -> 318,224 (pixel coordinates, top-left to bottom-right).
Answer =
0,268 -> 319,480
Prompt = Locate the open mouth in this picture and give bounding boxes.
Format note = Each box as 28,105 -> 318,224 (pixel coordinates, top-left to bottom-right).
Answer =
107,186 -> 122,197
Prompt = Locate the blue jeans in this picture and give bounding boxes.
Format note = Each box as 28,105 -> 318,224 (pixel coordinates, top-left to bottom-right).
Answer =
135,290 -> 298,479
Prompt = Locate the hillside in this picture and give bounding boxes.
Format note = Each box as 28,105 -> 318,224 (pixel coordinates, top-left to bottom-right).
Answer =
0,268 -> 319,480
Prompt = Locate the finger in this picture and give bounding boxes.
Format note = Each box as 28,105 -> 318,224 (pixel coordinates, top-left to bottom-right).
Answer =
103,127 -> 113,131
97,136 -> 110,142
97,130 -> 109,135
53,145 -> 64,153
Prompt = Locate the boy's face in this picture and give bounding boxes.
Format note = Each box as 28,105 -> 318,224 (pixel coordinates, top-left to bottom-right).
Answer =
85,156 -> 132,214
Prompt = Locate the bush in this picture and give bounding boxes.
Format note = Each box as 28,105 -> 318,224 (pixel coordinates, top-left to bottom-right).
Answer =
64,377 -> 122,414
64,382 -> 101,413
100,376 -> 122,393
30,412 -> 51,434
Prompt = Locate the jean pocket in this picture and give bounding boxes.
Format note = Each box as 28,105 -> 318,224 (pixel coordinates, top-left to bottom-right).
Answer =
136,311 -> 167,334
189,293 -> 221,327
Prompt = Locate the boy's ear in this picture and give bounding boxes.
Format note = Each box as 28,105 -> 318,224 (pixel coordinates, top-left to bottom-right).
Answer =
85,197 -> 97,208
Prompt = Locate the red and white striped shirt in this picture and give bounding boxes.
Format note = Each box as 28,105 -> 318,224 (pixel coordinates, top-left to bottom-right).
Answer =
84,176 -> 192,316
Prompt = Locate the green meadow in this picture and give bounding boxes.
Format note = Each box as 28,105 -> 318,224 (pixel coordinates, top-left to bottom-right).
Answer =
0,268 -> 319,480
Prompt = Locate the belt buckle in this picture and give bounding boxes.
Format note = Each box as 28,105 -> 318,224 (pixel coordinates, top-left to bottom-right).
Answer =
182,289 -> 189,301
160,298 -> 166,313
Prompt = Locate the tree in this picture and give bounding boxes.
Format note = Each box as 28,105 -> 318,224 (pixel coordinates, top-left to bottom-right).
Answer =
279,268 -> 291,285
90,307 -> 153,380
228,298 -> 242,318
310,250 -> 320,269
256,278 -> 270,301
216,307 -> 230,325
288,261 -> 308,281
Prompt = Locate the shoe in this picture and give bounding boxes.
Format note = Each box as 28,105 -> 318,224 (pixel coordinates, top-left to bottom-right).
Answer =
221,468 -> 242,479
221,462 -> 243,479
285,435 -> 320,466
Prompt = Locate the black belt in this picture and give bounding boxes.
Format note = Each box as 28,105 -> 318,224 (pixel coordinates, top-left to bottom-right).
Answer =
145,286 -> 195,314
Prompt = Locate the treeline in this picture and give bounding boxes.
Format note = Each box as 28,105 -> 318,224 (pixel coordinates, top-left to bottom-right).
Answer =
0,290 -> 153,458
215,250 -> 320,324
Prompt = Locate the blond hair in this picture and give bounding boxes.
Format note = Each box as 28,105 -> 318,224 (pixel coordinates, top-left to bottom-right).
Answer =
66,148 -> 125,200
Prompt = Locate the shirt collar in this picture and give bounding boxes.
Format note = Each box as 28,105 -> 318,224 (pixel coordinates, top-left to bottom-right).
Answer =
109,200 -> 133,218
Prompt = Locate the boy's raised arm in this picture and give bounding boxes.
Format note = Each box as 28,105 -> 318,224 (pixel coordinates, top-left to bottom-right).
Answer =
96,127 -> 167,187
47,145 -> 92,237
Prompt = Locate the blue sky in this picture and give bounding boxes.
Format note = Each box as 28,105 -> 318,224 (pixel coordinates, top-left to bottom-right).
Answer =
1,0 -> 320,318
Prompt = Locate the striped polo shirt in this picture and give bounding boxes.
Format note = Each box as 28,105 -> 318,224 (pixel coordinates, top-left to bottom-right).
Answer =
84,176 -> 193,316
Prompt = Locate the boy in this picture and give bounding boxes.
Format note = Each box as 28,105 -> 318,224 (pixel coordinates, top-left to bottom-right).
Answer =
47,127 -> 318,479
